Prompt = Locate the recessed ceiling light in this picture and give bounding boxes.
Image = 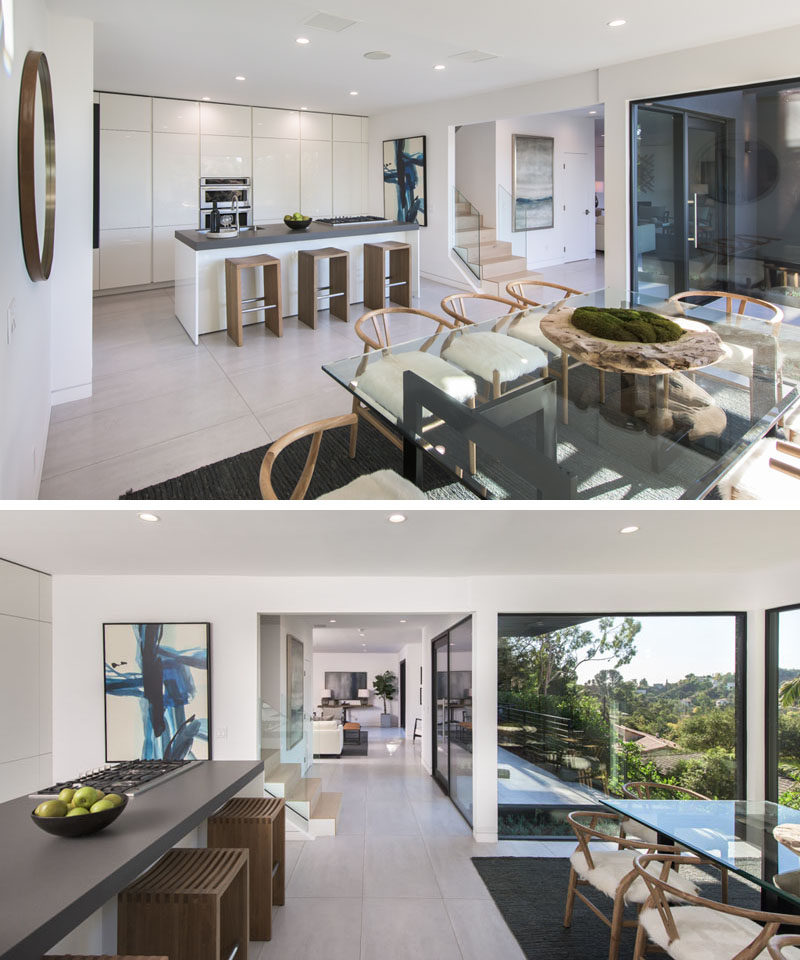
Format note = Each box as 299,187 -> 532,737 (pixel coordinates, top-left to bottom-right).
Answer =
434,64 -> 446,70
201,96 -> 211,101
138,512 -> 160,523
329,618 -> 336,623
296,37 -> 310,44
300,106 -> 308,110
607,18 -> 627,27
364,50 -> 391,60
349,90 -> 359,96
400,618 -> 407,623
234,75 -> 246,81
388,513 -> 406,523
589,110 -> 597,115
619,525 -> 640,535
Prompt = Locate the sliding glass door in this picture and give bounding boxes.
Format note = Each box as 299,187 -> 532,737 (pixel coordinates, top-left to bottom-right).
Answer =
766,603 -> 800,805
431,617 -> 473,824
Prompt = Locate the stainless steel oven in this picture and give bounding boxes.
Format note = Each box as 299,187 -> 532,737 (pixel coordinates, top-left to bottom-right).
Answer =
199,177 -> 252,229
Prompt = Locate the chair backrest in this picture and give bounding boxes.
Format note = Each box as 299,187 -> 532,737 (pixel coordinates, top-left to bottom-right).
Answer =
353,306 -> 454,351
769,935 -> 800,959
634,852 -> 800,948
567,810 -> 679,871
506,280 -> 583,307
669,290 -> 784,329
259,413 -> 357,500
440,292 -> 522,326
622,781 -> 710,801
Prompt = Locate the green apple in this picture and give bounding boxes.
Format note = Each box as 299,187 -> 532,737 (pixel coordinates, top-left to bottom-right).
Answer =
66,806 -> 90,817
58,787 -> 76,804
72,786 -> 99,809
89,798 -> 115,814
103,793 -> 124,807
35,799 -> 68,818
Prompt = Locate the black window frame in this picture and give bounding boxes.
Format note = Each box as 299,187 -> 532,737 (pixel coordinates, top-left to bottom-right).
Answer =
765,601 -> 800,802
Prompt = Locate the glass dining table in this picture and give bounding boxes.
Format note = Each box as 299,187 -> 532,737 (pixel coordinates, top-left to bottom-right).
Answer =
601,797 -> 800,912
321,287 -> 800,499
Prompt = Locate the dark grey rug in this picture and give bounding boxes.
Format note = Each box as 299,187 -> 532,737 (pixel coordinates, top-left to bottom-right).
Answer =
341,731 -> 369,757
471,856 -> 759,960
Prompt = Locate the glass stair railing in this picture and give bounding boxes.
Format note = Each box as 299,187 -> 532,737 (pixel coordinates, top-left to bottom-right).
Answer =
452,187 -> 482,280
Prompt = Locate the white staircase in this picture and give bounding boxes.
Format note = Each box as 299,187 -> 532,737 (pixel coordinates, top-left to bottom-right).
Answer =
262,748 -> 341,838
453,198 -> 541,295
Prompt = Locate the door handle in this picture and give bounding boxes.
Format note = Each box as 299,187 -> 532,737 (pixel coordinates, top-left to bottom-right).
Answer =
585,209 -> 590,215
687,194 -> 698,249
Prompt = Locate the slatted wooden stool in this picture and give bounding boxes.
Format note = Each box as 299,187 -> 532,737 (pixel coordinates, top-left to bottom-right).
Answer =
343,721 -> 362,744
207,797 -> 285,942
363,240 -> 411,310
117,847 -> 248,960
225,253 -> 283,346
298,247 -> 349,328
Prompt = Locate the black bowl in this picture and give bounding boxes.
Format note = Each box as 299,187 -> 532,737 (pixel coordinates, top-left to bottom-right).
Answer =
284,216 -> 312,231
31,796 -> 128,837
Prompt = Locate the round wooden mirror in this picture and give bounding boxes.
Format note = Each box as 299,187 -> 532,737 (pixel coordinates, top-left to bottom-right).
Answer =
18,50 -> 55,282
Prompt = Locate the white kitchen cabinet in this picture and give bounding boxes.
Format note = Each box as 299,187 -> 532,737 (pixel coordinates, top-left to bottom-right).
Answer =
253,138 -> 300,221
99,228 -> 152,288
300,140 -> 332,218
200,101 -> 251,137
152,224 -> 195,283
253,107 -> 299,139
300,111 -> 332,141
153,98 -> 199,134
361,143 -> 369,213
200,135 -> 252,177
99,93 -> 151,131
332,140 -> 363,217
99,129 -> 152,229
153,132 -> 199,227
333,114 -> 361,143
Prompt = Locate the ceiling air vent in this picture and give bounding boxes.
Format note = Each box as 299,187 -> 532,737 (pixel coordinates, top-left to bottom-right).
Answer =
304,11 -> 358,32
449,49 -> 498,63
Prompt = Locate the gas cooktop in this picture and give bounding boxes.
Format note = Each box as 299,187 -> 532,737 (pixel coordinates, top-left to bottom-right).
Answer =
315,215 -> 394,225
30,759 -> 203,799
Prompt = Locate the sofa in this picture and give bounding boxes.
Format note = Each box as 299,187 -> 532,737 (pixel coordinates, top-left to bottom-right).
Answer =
313,719 -> 344,756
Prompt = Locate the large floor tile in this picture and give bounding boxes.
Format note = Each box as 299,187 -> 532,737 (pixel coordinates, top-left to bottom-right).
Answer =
260,897 -> 362,960
361,898 -> 462,960
411,798 -> 473,836
287,835 -> 364,898
363,836 -> 439,898
423,836 -> 495,899
445,898 -> 527,960
365,798 -> 421,837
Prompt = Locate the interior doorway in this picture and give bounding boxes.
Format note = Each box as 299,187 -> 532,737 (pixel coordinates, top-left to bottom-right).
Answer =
399,658 -> 406,730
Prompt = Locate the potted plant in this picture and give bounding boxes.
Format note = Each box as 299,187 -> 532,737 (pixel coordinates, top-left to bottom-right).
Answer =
373,670 -> 397,727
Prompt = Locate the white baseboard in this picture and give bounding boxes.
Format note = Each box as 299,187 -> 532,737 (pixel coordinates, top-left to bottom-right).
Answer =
51,382 -> 92,405
94,280 -> 174,297
473,831 -> 499,843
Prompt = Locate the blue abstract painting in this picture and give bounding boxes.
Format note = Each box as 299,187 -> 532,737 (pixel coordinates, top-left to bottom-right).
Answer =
512,134 -> 554,231
383,135 -> 427,225
104,622 -> 210,762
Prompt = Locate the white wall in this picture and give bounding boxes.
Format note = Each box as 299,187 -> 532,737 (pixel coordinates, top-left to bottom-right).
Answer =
454,121 -> 496,227
0,6 -> 93,497
0,558 -> 52,801
369,22 -> 800,292
313,651 -> 401,725
399,637 -> 424,741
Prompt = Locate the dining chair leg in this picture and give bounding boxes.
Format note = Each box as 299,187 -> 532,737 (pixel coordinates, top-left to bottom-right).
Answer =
608,889 -> 626,960
468,396 -> 477,475
561,350 -> 569,424
348,398 -> 359,459
721,866 -> 728,904
492,369 -> 502,400
563,866 -> 578,927
632,918 -> 649,960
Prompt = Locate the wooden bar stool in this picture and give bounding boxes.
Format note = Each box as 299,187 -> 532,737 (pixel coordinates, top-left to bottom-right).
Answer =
117,847 -> 248,960
225,253 -> 283,347
298,247 -> 349,329
207,796 -> 285,942
364,240 -> 411,310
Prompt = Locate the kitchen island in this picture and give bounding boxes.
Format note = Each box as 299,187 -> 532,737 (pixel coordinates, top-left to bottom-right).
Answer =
174,220 -> 420,344
0,759 -> 263,960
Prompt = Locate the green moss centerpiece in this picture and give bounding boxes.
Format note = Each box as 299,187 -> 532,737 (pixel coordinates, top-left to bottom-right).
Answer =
571,306 -> 684,344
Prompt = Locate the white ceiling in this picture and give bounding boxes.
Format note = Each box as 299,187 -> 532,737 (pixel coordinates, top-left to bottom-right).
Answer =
1,506 -> 798,577
286,613 -> 438,653
48,0 -> 800,114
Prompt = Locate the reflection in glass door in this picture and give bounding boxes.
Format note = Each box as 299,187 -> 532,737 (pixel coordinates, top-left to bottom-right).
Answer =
687,116 -> 730,292
433,637 -> 450,794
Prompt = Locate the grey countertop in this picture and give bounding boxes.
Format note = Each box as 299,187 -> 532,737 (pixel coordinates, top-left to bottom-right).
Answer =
0,759 -> 263,960
175,219 -> 419,251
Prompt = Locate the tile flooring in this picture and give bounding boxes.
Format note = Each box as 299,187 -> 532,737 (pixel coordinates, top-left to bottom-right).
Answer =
40,258 -> 604,499
254,727 -> 574,960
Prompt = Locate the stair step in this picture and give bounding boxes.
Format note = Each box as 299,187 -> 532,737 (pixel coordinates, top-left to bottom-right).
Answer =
286,776 -> 322,809
455,214 -> 482,230
481,270 -> 543,296
455,202 -> 472,215
481,255 -> 528,279
309,791 -> 342,837
261,748 -> 281,778
462,241 -> 513,259
264,762 -> 302,797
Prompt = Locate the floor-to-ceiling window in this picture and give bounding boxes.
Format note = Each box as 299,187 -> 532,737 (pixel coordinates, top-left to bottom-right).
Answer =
432,617 -> 473,825
631,78 -> 800,315
497,612 -> 745,838
766,603 -> 800,804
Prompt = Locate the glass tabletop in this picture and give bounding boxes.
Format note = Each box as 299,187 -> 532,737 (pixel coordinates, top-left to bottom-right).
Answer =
602,798 -> 800,906
321,287 -> 799,500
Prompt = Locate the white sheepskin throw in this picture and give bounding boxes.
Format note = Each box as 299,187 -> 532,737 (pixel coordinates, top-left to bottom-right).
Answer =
442,330 -> 548,383
569,849 -> 698,904
318,469 -> 427,500
355,351 -> 477,420
505,315 -> 555,354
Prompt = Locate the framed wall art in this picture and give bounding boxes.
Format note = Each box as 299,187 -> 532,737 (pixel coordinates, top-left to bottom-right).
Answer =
512,134 -> 553,231
103,622 -> 211,762
383,135 -> 427,225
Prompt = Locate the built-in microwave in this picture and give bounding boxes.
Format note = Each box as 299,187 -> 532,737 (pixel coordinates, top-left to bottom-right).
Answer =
198,177 -> 252,228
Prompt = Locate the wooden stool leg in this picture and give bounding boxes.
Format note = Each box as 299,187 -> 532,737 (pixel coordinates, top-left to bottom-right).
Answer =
273,804 -> 285,906
298,252 -> 316,329
364,245 -> 383,310
225,261 -> 243,347
330,253 -> 349,322
390,246 -> 411,307
263,261 -> 283,338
